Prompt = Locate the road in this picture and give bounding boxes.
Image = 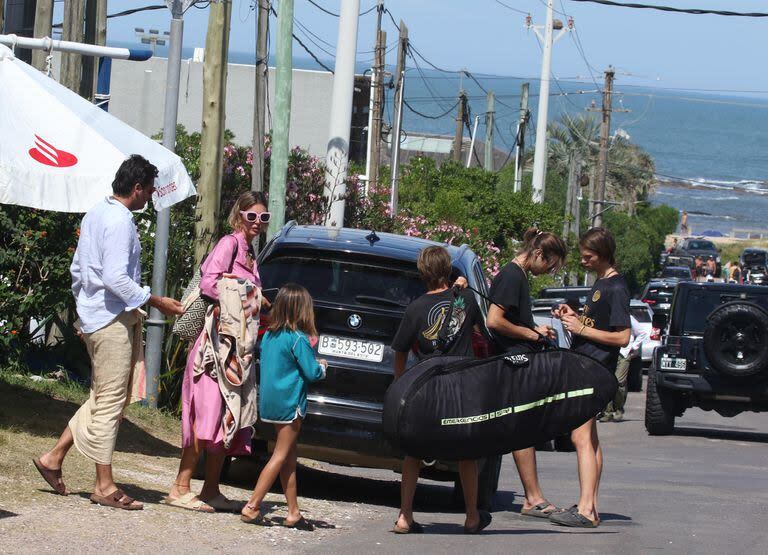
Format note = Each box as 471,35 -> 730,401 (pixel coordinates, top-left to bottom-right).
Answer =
295,378 -> 768,554
2,379 -> 766,554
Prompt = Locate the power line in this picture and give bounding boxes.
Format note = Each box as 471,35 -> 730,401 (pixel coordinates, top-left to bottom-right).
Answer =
269,4 -> 334,73
304,0 -> 378,17
566,0 -> 768,17
493,0 -> 530,16
403,99 -> 460,120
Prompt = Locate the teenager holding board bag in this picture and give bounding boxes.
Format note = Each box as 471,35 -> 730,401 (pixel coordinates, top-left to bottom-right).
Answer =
552,228 -> 631,528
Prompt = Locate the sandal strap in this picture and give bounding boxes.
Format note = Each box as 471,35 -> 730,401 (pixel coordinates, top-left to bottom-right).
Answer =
113,489 -> 135,505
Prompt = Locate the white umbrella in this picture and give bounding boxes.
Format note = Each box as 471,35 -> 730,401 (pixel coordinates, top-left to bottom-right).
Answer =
0,44 -> 196,212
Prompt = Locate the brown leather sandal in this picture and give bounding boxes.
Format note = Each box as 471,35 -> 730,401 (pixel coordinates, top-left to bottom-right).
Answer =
90,489 -> 143,510
32,458 -> 67,496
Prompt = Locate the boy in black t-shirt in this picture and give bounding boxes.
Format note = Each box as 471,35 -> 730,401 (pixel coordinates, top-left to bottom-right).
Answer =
391,246 -> 491,535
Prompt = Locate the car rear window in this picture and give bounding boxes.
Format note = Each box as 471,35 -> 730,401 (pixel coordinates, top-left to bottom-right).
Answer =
662,268 -> 691,279
644,286 -> 675,302
681,289 -> 768,335
260,254 -> 426,308
630,307 -> 652,323
743,251 -> 767,268
686,240 -> 716,250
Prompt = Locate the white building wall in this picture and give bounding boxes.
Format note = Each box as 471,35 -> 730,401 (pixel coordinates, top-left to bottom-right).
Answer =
105,56 -> 334,156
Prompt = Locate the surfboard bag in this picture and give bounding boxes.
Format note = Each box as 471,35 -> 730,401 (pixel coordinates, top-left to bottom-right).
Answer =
382,349 -> 618,461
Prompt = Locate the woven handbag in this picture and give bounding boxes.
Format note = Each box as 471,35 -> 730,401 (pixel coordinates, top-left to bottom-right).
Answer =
172,237 -> 239,341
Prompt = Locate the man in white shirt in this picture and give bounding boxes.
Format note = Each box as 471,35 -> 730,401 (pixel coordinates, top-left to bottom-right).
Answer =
33,155 -> 183,510
602,314 -> 648,422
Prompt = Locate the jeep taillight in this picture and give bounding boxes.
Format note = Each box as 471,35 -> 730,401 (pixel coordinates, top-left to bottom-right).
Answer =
650,327 -> 661,341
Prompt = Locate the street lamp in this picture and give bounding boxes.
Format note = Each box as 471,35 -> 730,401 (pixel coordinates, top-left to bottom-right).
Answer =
135,28 -> 170,53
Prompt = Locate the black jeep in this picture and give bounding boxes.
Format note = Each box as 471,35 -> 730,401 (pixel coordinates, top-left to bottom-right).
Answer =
645,282 -> 768,435
254,223 -> 501,507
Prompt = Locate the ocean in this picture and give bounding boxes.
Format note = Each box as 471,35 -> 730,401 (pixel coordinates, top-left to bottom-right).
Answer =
143,45 -> 768,235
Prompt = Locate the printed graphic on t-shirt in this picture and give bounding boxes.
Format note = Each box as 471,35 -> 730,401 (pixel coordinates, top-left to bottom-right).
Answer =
422,295 -> 467,345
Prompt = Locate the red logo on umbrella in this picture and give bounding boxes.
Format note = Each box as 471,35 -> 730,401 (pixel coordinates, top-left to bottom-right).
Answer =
28,135 -> 78,168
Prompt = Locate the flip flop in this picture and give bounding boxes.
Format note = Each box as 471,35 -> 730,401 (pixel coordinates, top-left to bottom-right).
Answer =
284,516 -> 315,531
32,458 -> 67,496
549,506 -> 600,528
393,520 -> 424,534
90,489 -> 143,511
240,511 -> 270,526
521,500 -> 560,518
201,494 -> 244,513
161,492 -> 215,513
464,510 -> 492,534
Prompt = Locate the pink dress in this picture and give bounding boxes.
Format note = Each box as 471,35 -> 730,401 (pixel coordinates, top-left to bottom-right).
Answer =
181,231 -> 261,455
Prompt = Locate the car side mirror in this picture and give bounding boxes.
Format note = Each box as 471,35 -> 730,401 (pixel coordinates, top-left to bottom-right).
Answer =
652,312 -> 668,330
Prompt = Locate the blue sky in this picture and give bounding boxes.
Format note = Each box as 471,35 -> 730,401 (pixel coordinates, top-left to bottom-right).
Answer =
56,0 -> 768,94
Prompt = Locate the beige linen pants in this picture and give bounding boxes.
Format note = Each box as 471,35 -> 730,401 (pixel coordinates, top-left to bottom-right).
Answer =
69,311 -> 141,465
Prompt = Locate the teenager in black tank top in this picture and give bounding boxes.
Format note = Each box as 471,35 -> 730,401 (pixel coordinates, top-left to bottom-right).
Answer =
551,228 -> 631,529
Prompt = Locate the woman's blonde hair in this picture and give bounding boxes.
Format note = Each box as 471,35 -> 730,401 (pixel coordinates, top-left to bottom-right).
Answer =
267,283 -> 318,337
227,191 -> 267,232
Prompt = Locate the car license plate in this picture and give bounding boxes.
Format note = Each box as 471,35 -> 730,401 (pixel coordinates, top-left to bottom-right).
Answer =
658,303 -> 671,310
318,335 -> 384,363
660,355 -> 686,371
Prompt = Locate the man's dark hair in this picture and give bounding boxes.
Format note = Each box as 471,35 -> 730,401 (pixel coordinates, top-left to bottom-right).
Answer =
112,154 -> 159,197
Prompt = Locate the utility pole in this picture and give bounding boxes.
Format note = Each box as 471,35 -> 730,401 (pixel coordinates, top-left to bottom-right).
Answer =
31,0 -> 53,71
60,0 -> 86,92
266,0 -> 294,239
145,0 -> 192,408
92,0 -> 107,98
324,0 -> 361,228
590,66 -> 616,228
513,82 -> 529,192
484,91 -> 494,171
527,3 -> 571,202
466,114 -> 479,168
563,152 -> 582,238
452,91 -> 467,162
368,0 -> 385,193
563,152 -> 582,285
251,0 -> 269,195
388,19 -> 407,216
195,0 -> 233,264
81,0 -> 106,100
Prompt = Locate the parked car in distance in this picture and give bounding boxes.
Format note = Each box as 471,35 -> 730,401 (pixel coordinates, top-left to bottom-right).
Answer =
741,248 -> 768,286
640,279 -> 679,318
255,223 -> 501,508
663,254 -> 695,271
675,237 -> 721,276
645,282 -> 768,435
538,286 -> 592,312
627,300 -> 656,391
660,265 -> 695,281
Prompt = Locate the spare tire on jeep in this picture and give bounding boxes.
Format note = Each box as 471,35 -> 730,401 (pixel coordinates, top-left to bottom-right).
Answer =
703,302 -> 768,378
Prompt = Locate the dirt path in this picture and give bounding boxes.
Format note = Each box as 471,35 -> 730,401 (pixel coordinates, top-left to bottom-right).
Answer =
0,378 -> 384,553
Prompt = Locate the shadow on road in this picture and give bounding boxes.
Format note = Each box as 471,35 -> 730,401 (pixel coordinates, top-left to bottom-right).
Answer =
0,509 -> 19,520
673,426 -> 768,443
0,381 -> 178,458
225,457 -> 523,514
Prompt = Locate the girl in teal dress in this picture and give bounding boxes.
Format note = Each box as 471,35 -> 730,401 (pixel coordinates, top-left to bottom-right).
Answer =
241,283 -> 326,530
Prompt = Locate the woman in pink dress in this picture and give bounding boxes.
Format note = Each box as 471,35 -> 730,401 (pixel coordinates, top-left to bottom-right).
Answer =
164,191 -> 270,512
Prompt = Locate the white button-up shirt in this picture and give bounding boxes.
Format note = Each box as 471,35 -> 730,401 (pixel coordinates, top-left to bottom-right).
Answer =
70,197 -> 150,333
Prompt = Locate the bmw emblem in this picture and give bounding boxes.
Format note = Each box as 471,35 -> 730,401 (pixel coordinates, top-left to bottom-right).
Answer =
347,313 -> 362,329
